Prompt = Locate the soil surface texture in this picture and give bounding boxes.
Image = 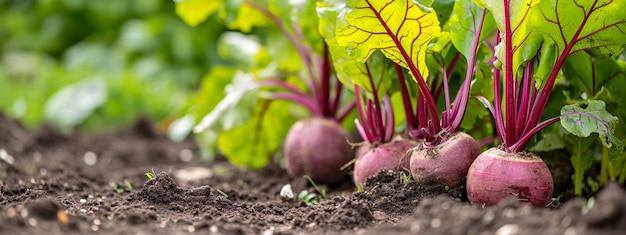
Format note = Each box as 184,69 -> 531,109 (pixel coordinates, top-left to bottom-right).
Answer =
0,113 -> 625,235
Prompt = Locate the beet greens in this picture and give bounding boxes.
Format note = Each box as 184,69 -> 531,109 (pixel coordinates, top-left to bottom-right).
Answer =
475,0 -> 624,152
335,0 -> 490,146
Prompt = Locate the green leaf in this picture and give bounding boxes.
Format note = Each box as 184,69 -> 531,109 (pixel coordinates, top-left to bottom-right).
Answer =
560,100 -> 621,149
217,32 -> 263,70
217,99 -> 294,169
529,132 -> 565,152
478,0 -> 543,74
336,0 -> 441,81
447,0 -> 496,59
218,0 -> 271,33
193,72 -> 258,133
44,78 -> 107,128
318,1 -> 392,95
530,0 -> 626,58
174,0 -> 223,27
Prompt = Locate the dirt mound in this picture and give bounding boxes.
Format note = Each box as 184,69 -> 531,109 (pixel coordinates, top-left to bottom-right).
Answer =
1,113 -> 625,235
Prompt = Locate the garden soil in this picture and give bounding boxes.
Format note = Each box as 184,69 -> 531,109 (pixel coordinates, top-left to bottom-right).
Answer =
0,112 -> 625,235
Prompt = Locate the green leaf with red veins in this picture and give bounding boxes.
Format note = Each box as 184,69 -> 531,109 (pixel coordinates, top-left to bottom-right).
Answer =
318,1 -> 392,95
335,0 -> 441,81
560,100 -> 622,150
530,0 -> 626,59
478,0 -> 543,74
448,0 -> 496,60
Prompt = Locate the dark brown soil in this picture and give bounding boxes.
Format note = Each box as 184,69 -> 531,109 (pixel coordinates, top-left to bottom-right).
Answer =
0,112 -> 625,235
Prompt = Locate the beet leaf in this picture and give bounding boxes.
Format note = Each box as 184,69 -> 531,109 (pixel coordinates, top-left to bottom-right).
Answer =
477,0 -> 626,152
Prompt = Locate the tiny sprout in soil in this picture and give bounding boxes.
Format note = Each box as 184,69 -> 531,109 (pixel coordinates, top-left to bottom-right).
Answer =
216,189 -> 229,198
109,180 -> 132,194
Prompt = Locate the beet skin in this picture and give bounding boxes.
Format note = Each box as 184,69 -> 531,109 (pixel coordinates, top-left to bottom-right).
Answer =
283,117 -> 352,184
409,132 -> 480,187
353,140 -> 416,187
466,147 -> 554,207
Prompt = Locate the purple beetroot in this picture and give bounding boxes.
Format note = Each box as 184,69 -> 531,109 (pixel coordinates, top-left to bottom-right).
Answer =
467,148 -> 553,207
468,0 -> 620,207
248,3 -> 355,184
409,132 -> 480,187
284,117 -> 353,184
353,139 -> 416,186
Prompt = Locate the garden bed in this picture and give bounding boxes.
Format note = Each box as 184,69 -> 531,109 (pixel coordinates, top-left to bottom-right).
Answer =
0,113 -> 624,235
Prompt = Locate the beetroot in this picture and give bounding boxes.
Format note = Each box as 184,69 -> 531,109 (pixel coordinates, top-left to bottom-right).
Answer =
353,139 -> 416,186
466,148 -> 554,207
409,132 -> 480,187
284,117 -> 352,184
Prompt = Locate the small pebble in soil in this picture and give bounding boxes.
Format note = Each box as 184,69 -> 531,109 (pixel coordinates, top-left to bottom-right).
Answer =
495,224 -> 519,235
20,209 -> 28,218
180,149 -> 193,162
83,151 -> 97,166
7,207 -> 17,218
430,218 -> 441,228
28,218 -> 38,227
564,227 -> 577,235
210,225 -> 218,233
280,184 -> 294,199
33,152 -> 42,162
0,149 -> 15,164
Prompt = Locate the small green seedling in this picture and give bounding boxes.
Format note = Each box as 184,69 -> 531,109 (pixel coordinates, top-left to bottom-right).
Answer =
109,180 -> 133,194
109,182 -> 124,194
216,189 -> 229,198
356,184 -> 363,192
582,197 -> 596,214
444,185 -> 450,191
400,172 -> 411,185
145,172 -> 155,180
304,175 -> 326,198
298,190 -> 319,206
124,180 -> 133,191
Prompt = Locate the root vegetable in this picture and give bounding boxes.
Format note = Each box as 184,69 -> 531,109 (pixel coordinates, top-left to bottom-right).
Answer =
409,132 -> 480,187
466,148 -> 554,207
284,117 -> 352,184
353,140 -> 417,186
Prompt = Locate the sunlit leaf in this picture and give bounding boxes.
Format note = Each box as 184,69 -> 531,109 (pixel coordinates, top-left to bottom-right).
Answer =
478,0 -> 543,74
318,1 -> 391,95
530,0 -> 626,58
193,72 -> 258,133
219,0 -> 271,33
560,100 -> 621,150
448,0 -> 496,59
217,99 -> 294,169
174,0 -> 222,27
217,32 -> 262,70
336,0 -> 441,81
44,78 -> 107,128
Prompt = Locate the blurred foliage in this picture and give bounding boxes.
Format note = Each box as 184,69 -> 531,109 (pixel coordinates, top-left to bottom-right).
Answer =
0,0 -> 229,131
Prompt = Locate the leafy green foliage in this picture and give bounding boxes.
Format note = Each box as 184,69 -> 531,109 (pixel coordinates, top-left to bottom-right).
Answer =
478,0 -> 543,73
175,0 -> 222,27
336,0 -> 441,81
44,79 -> 107,129
560,100 -> 621,149
447,0 -> 496,60
530,0 -> 626,58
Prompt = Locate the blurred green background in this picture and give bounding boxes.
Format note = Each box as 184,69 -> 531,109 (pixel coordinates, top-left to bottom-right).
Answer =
0,0 -> 227,131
